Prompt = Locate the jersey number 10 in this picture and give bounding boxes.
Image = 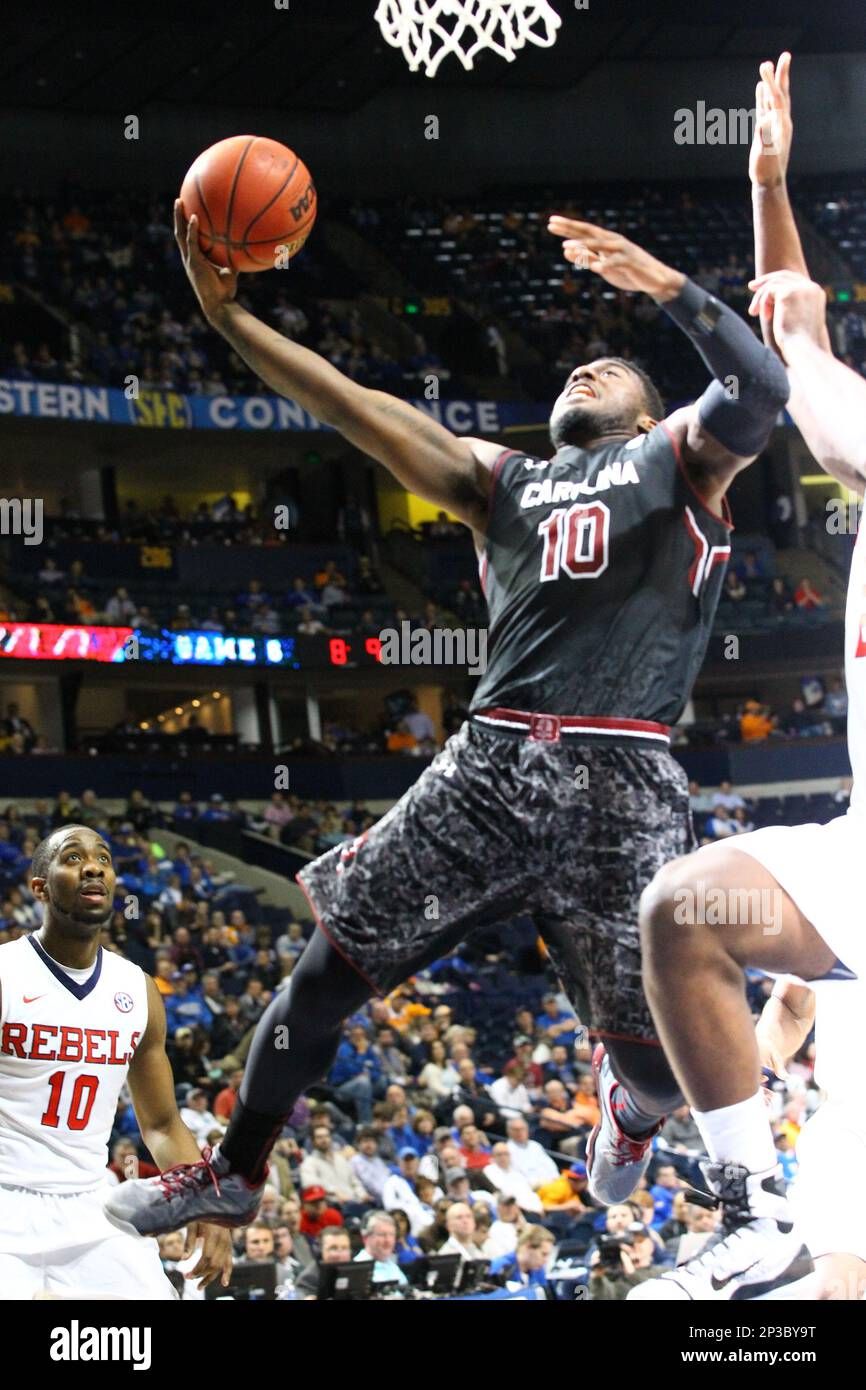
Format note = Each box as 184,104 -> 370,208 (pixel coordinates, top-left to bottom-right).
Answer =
538,503 -> 611,582
41,1071 -> 99,1131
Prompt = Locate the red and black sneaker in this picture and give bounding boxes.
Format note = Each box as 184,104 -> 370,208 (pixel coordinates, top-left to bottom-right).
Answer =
104,1144 -> 266,1235
586,1043 -> 662,1205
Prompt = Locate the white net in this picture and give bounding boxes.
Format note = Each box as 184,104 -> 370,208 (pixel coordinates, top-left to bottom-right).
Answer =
374,0 -> 562,78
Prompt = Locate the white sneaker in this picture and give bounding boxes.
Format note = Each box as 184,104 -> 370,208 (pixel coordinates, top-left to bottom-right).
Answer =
627,1161 -> 812,1301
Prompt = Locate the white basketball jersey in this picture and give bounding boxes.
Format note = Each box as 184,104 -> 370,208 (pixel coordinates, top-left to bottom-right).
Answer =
845,522 -> 866,814
0,936 -> 148,1192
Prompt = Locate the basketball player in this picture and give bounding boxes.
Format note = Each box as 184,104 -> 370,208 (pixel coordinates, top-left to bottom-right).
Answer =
755,978 -> 866,1301
632,53 -> 866,1299
104,194 -> 789,1239
0,824 -> 232,1298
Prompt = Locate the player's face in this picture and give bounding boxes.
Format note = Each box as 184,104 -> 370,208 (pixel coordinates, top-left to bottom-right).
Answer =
35,828 -> 116,933
549,360 -> 649,449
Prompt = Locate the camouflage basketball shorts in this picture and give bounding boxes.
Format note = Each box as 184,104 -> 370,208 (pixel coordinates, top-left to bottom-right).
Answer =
296,719 -> 695,1042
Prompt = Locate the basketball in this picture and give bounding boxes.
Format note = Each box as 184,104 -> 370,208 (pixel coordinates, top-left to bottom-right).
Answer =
179,135 -> 317,273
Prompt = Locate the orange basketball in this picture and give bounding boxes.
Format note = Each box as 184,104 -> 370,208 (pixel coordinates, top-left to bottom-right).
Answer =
179,135 -> 317,273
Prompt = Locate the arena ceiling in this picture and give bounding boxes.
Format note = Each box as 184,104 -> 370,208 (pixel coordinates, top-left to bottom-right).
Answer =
3,0 -> 866,115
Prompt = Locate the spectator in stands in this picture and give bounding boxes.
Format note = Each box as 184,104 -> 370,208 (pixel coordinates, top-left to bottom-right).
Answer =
740,699 -> 775,743
3,704 -> 35,752
296,606 -> 328,636
794,577 -> 825,610
354,1211 -> 408,1287
329,1022 -> 383,1122
402,695 -> 437,749
439,1203 -> 487,1263
482,1142 -> 545,1215
487,1061 -> 533,1119
350,1127 -> 392,1205
213,1067 -> 243,1125
300,1122 -> 367,1205
38,557 -> 65,586
373,1026 -> 411,1085
732,805 -> 756,834
537,1078 -> 599,1147
505,1115 -> 559,1188
299,1186 -> 344,1240
178,1088 -> 218,1146
535,992 -> 579,1048
736,550 -> 766,581
484,1194 -> 528,1258
457,1123 -> 492,1172
104,586 -> 137,624
489,1226 -> 555,1291
453,1059 -> 498,1130
382,1150 -> 433,1235
659,1104 -> 702,1155
768,576 -> 794,617
537,1163 -> 589,1215
724,571 -> 747,603
704,804 -> 738,839
712,780 -> 746,812
294,1225 -> 352,1299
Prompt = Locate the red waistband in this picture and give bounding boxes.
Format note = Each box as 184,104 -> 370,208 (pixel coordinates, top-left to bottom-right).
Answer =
471,707 -> 671,744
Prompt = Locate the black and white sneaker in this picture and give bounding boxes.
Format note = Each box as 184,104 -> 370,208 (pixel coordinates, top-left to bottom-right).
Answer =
627,1161 -> 812,1301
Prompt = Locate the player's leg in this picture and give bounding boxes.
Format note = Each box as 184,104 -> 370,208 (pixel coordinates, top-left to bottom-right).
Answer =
106,721 -> 539,1236
629,838 -> 835,1300
44,1229 -> 178,1301
538,741 -> 693,1204
639,841 -> 834,1113
220,924 -> 374,1181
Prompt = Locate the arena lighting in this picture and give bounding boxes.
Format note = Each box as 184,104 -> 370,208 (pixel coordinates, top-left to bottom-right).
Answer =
191,699 -> 201,708
174,707 -> 183,715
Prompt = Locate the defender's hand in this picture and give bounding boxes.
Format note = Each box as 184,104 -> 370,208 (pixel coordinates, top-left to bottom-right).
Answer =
749,52 -> 793,188
182,1221 -> 233,1288
174,199 -> 238,323
748,270 -> 828,353
547,216 -> 684,301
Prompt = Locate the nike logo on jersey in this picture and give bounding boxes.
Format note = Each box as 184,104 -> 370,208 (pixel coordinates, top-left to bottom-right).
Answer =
23,995 -> 46,1004
520,459 -> 640,509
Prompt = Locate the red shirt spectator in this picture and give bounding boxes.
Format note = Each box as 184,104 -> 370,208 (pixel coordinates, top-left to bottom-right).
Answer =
794,578 -> 824,610
299,1186 -> 343,1238
213,1067 -> 244,1123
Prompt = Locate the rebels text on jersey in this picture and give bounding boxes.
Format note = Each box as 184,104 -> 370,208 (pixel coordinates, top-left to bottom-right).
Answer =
470,424 -> 733,722
0,935 -> 148,1192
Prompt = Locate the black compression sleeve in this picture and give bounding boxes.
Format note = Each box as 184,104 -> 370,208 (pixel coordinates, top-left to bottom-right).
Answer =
662,278 -> 790,456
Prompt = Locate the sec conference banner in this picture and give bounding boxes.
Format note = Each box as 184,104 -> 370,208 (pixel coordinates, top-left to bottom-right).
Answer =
0,380 -> 550,435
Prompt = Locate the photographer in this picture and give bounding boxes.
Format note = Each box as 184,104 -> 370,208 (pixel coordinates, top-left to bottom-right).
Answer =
588,1224 -> 662,1300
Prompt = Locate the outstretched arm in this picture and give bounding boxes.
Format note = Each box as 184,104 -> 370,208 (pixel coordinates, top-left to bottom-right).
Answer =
127,975 -> 232,1287
548,216 -> 789,515
175,201 -> 500,531
749,52 -> 833,355
755,977 -> 815,1079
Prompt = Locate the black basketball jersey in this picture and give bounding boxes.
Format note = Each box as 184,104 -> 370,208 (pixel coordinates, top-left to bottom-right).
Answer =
469,425 -> 732,724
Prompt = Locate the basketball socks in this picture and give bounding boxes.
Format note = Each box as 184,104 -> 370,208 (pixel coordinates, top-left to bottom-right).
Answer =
219,1099 -> 285,1185
692,1089 -> 778,1176
615,1088 -> 664,1140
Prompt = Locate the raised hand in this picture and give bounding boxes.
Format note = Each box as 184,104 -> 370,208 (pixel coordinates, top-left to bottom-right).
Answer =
174,198 -> 239,323
748,269 -> 828,353
547,215 -> 684,301
749,51 -> 793,188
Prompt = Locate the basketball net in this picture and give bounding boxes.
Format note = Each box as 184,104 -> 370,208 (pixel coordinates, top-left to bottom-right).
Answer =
374,0 -> 562,78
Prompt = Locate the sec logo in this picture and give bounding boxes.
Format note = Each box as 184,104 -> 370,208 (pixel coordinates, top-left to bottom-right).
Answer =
114,992 -> 134,1013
